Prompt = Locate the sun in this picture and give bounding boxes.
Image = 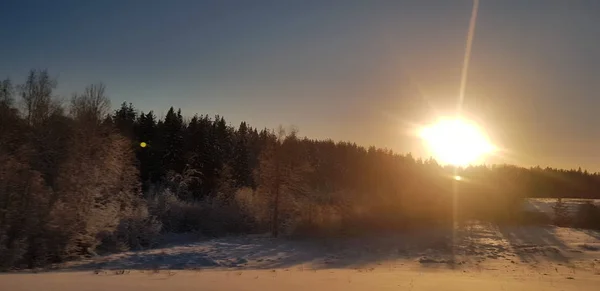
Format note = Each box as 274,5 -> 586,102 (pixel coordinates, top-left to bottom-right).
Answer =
419,118 -> 494,166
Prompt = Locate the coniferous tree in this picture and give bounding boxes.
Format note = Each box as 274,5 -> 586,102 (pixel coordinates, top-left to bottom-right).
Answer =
135,111 -> 161,188
113,102 -> 137,138
6,69 -> 600,268
161,107 -> 185,173
233,121 -> 252,188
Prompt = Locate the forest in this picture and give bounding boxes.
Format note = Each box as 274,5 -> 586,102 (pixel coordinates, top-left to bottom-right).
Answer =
1,70 -> 600,269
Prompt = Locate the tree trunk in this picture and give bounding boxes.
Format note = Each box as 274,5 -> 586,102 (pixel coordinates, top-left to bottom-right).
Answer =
271,151 -> 281,237
271,185 -> 280,237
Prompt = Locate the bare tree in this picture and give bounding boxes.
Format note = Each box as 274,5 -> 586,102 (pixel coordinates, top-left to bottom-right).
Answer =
256,126 -> 311,236
19,69 -> 60,126
70,83 -> 111,126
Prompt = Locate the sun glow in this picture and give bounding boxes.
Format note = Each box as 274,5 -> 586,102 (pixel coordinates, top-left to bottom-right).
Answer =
419,118 -> 494,166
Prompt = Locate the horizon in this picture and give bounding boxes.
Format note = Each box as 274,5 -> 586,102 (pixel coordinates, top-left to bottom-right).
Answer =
4,1 -> 600,286
3,0 -> 600,170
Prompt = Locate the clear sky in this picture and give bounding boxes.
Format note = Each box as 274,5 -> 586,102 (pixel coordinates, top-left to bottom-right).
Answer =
2,0 -> 600,170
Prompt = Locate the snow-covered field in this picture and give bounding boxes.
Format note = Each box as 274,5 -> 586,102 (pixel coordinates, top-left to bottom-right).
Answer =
524,198 -> 600,217
3,266 -> 600,291
44,223 -> 598,272
2,220 -> 600,290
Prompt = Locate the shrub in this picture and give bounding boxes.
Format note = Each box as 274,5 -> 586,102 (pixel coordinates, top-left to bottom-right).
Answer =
234,187 -> 270,230
100,205 -> 162,252
147,187 -> 261,235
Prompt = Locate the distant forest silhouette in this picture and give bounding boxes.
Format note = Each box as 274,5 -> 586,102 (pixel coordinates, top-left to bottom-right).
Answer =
1,70 -> 600,269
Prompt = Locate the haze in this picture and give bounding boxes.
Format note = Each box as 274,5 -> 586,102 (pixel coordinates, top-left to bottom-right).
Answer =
2,0 -> 600,170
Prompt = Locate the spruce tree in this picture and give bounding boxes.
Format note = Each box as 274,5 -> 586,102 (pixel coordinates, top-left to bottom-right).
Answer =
160,107 -> 185,175
113,102 -> 137,138
135,111 -> 161,188
233,121 -> 251,188
183,114 -> 210,199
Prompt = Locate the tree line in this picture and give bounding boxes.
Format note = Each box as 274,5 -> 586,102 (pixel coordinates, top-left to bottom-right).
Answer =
111,101 -> 600,202
1,70 -> 600,269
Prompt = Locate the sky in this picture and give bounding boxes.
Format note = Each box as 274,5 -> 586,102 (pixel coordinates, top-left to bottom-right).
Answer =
2,0 -> 600,170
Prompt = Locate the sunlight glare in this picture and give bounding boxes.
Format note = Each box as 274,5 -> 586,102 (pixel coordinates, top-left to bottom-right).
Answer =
419,118 -> 494,166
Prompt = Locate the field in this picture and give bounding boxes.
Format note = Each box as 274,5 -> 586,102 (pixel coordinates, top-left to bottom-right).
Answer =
2,199 -> 600,290
524,198 -> 600,218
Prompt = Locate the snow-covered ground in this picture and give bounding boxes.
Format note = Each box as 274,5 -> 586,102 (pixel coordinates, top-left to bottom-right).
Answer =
2,221 -> 600,290
51,222 -> 599,272
3,266 -> 600,291
3,200 -> 600,290
524,198 -> 600,217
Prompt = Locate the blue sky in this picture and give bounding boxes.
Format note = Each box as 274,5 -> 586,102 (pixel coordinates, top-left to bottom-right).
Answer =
2,0 -> 600,170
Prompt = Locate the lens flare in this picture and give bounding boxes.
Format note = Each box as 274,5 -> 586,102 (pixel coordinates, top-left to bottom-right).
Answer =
419,118 -> 494,166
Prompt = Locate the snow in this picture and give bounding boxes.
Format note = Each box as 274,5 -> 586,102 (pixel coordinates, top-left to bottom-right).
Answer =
524,198 -> 600,217
3,262 -> 600,291
36,223 -> 600,272
3,204 -> 600,290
